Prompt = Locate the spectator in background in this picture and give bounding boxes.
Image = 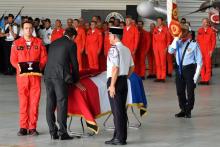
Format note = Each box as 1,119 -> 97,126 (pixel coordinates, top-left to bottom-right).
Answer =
114,19 -> 120,27
79,17 -> 85,27
51,19 -> 65,42
84,22 -> 90,33
39,18 -> 53,52
108,21 -> 114,27
109,17 -> 115,22
85,21 -> 103,70
34,18 -> 41,37
197,18 -> 216,85
66,18 -> 73,28
2,14 -> 18,75
120,21 -> 126,28
186,21 -> 195,40
180,18 -> 187,24
40,19 -> 45,29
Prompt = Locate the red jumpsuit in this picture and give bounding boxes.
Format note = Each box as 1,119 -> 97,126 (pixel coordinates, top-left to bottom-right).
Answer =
74,27 -> 86,71
98,30 -> 110,72
135,29 -> 151,77
51,28 -> 65,42
197,27 -> 216,82
147,32 -> 156,76
122,25 -> 139,63
166,33 -> 174,76
10,37 -> 47,130
85,28 -> 103,70
153,26 -> 170,80
104,30 -> 111,57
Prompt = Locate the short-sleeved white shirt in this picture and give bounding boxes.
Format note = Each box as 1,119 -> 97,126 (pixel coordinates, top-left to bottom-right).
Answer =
39,27 -> 53,45
107,42 -> 134,79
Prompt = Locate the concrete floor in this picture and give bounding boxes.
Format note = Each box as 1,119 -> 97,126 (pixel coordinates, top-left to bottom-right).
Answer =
0,68 -> 220,147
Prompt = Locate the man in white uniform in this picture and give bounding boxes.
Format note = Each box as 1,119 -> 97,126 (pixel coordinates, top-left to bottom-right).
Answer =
105,27 -> 134,145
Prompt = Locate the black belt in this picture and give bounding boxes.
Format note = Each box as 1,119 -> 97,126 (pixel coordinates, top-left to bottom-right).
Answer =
118,75 -> 127,78
107,75 -> 127,82
177,63 -> 195,70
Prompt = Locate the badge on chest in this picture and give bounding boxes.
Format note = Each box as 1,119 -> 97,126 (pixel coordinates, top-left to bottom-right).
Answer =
17,46 -> 24,50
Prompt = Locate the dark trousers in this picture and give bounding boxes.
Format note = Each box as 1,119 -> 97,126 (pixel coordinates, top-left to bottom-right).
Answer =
45,79 -> 68,135
3,41 -> 15,74
175,64 -> 196,112
107,76 -> 128,142
45,44 -> 50,53
0,38 -> 5,73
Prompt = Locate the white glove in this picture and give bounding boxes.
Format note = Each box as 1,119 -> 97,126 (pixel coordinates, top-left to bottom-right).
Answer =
193,64 -> 202,84
170,37 -> 179,49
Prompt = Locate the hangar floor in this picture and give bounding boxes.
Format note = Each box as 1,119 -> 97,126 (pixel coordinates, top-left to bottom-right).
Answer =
0,68 -> 220,147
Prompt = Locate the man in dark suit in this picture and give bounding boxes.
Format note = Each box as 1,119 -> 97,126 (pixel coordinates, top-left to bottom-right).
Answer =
44,27 -> 85,140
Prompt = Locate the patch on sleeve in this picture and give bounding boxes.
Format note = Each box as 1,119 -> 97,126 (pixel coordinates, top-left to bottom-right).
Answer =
108,46 -> 120,66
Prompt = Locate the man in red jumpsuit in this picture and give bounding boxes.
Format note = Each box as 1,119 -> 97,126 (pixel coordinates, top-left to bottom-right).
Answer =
167,32 -> 174,77
51,19 -> 65,42
122,16 -> 139,64
103,22 -> 111,57
10,21 -> 47,136
85,21 -> 103,70
197,18 -> 216,85
147,23 -> 156,79
73,19 -> 86,71
135,20 -> 151,79
153,17 -> 170,82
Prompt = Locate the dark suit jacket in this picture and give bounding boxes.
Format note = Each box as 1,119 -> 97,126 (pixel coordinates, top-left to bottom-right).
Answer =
44,36 -> 79,84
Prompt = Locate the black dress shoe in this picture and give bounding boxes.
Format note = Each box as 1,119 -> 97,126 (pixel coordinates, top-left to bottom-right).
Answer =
105,138 -> 115,144
17,128 -> 28,136
175,111 -> 186,118
29,129 -> 39,136
185,111 -> 191,118
59,133 -> 73,140
151,75 -> 156,78
141,76 -> 145,80
167,74 -> 172,77
51,133 -> 59,140
147,75 -> 153,79
205,81 -> 210,85
105,138 -> 127,145
198,81 -> 205,85
160,79 -> 166,83
154,79 -> 161,82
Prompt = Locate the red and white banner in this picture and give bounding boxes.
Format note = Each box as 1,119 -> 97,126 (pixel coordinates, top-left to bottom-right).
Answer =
167,0 -> 182,38
209,8 -> 219,24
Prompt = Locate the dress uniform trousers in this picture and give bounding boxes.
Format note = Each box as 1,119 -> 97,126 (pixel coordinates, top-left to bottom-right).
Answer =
175,64 -> 196,112
45,79 -> 68,135
45,44 -> 50,53
107,76 -> 128,142
3,41 -> 14,73
0,37 -> 5,72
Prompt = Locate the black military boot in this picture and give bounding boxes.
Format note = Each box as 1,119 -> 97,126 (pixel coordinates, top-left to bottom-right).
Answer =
28,129 -> 39,136
59,133 -> 73,140
175,111 -> 186,118
17,128 -> 28,136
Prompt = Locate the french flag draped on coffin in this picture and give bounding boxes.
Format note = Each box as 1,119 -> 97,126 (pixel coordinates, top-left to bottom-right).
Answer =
68,71 -> 148,134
